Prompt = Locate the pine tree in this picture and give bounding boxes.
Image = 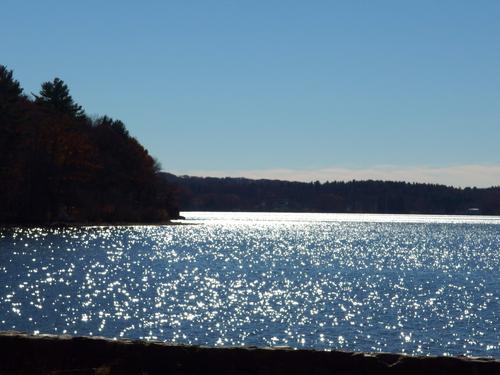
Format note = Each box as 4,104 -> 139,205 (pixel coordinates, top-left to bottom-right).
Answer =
0,65 -> 23,102
35,77 -> 85,119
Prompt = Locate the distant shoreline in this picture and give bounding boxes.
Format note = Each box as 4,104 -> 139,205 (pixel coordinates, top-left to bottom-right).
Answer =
0,220 -> 195,229
178,210 -> 500,217
2,210 -> 500,229
163,173 -> 500,216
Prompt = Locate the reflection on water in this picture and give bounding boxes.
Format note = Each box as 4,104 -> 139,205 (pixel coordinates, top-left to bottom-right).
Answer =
0,212 -> 498,357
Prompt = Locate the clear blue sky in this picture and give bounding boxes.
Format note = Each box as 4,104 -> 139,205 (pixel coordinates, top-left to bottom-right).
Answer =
3,1 -> 500,186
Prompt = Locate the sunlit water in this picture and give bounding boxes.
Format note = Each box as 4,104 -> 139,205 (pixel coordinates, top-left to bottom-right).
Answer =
0,212 -> 499,357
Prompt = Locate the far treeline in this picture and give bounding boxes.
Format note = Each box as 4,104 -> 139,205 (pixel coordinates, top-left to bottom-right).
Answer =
0,65 -> 180,224
163,174 -> 500,215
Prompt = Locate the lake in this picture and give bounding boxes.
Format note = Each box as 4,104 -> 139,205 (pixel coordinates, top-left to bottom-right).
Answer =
0,212 -> 498,357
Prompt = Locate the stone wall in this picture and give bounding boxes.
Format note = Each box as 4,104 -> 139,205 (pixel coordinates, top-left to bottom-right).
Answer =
0,331 -> 498,374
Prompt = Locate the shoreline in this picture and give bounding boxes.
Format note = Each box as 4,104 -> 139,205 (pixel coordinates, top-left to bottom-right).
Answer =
0,331 -> 498,374
2,211 -> 499,229
0,220 -> 196,229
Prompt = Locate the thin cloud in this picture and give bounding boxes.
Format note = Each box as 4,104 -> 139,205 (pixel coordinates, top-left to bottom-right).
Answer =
175,165 -> 500,188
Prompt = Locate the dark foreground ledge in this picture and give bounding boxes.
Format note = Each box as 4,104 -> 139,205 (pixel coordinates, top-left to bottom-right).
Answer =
0,332 -> 498,375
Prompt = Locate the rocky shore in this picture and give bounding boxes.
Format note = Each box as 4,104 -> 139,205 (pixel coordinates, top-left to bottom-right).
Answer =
0,331 -> 498,374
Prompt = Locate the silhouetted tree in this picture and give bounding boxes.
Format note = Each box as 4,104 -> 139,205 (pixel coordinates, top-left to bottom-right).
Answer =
0,65 -> 25,188
0,65 -> 23,103
35,77 -> 85,119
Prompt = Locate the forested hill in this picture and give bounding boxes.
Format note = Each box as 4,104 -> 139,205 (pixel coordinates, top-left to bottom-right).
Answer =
0,65 -> 179,224
163,173 -> 500,215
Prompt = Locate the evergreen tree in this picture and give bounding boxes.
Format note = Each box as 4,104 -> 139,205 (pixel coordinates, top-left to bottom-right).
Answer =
0,65 -> 24,170
35,77 -> 85,119
0,65 -> 23,103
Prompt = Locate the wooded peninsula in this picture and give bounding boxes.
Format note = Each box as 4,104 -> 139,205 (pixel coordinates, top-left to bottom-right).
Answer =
0,65 -> 179,224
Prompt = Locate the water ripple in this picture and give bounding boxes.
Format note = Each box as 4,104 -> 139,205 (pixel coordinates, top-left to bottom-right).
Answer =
0,212 -> 498,357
